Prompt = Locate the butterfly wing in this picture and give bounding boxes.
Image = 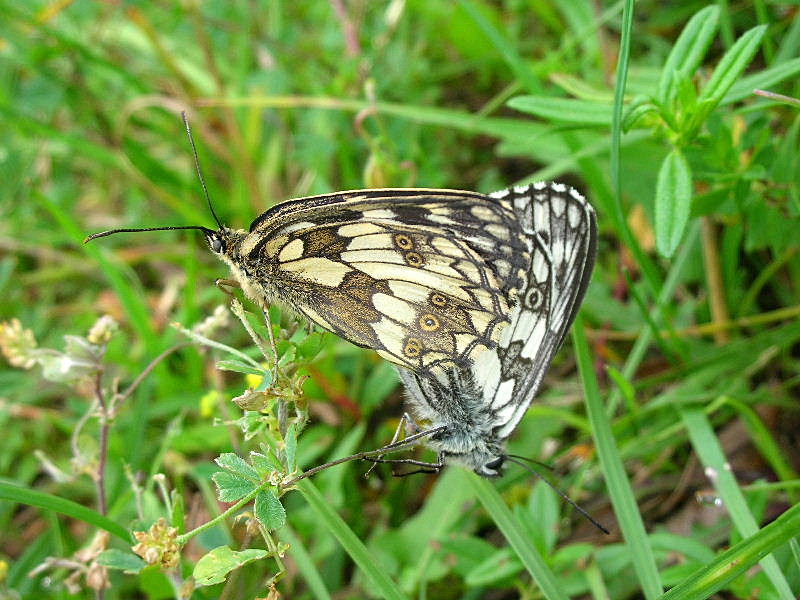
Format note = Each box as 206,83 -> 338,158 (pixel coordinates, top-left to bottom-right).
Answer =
474,182 -> 596,439
238,189 -> 529,375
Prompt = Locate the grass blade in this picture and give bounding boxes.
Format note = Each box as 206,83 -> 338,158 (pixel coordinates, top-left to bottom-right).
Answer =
296,479 -> 407,600
573,317 -> 664,599
463,471 -> 568,600
0,482 -> 132,543
680,407 -> 795,599
658,502 -> 800,600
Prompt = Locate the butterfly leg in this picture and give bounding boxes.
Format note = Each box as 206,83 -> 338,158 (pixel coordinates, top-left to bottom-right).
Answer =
215,277 -> 240,300
364,412 -> 414,478
364,413 -> 442,477
363,454 -> 444,477
261,308 -> 279,379
218,278 -> 279,376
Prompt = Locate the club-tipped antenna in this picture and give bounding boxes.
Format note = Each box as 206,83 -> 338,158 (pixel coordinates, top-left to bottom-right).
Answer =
181,111 -> 223,231
84,225 -> 215,244
505,455 -> 610,535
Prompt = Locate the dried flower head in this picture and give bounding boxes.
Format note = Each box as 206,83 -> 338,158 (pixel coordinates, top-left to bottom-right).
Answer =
132,518 -> 181,570
87,315 -> 119,345
0,319 -> 37,369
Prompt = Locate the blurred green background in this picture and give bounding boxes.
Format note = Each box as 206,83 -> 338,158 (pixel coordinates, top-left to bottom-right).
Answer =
1,1 -> 800,599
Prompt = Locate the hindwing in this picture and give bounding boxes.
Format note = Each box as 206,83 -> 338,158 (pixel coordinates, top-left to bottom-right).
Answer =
401,182 -> 596,442
481,182 -> 597,438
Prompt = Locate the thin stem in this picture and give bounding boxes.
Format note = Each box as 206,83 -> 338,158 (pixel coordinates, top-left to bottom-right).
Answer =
114,343 -> 191,410
93,372 -> 109,516
177,486 -> 261,545
176,426 -> 444,545
586,303 -> 800,341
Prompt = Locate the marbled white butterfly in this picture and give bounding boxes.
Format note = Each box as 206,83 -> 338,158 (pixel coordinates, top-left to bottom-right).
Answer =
86,116 -> 531,380
394,182 -> 597,477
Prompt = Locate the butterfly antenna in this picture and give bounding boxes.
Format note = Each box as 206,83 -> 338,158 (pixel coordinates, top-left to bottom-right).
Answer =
507,453 -> 555,472
505,455 -> 610,535
84,225 -> 215,243
181,111 -> 224,231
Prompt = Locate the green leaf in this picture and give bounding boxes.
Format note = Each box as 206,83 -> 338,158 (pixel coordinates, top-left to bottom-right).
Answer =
621,96 -> 660,131
215,453 -> 260,481
249,451 -> 277,478
215,359 -> 267,376
193,546 -> 269,586
723,57 -> 800,105
254,490 -> 286,530
508,96 -> 611,125
573,318 -> 665,599
699,25 -> 767,107
211,471 -> 257,502
465,548 -> 520,586
96,549 -> 146,573
657,5 -> 719,104
659,503 -> 800,599
655,149 -> 693,258
0,481 -> 132,543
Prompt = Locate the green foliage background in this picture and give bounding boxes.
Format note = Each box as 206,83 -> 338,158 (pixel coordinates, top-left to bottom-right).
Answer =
1,1 -> 799,599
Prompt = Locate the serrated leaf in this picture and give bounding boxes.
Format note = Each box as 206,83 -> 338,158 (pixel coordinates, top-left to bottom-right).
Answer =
255,490 -> 286,530
216,359 -> 268,376
96,549 -> 146,573
215,453 -> 260,481
655,149 -> 693,257
212,471 -> 257,502
193,546 -> 269,586
249,451 -> 277,477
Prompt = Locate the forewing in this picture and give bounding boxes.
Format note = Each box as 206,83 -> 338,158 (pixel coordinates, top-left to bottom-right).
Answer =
242,189 -> 529,375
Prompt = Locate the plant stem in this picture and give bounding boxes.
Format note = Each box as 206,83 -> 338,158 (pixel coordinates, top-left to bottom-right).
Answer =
701,217 -> 731,344
94,372 -> 109,517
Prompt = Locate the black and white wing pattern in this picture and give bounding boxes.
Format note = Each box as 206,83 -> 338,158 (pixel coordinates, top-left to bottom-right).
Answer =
397,182 -> 596,476
479,182 -> 597,439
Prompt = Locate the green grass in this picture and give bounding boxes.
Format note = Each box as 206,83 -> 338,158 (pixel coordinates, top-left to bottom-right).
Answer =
1,2 -> 799,599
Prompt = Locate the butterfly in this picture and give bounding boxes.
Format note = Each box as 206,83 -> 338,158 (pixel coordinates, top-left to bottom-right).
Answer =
87,186 -> 535,380
393,182 -> 597,477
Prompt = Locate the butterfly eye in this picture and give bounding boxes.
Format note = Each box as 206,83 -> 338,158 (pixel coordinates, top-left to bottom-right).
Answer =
210,236 -> 225,253
485,456 -> 505,471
